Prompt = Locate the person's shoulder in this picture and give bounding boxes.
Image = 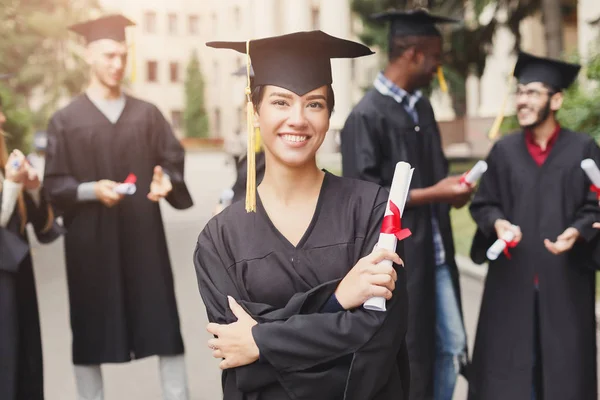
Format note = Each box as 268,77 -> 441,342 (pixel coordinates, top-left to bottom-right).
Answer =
52,94 -> 87,119
124,94 -> 160,114
562,128 -> 595,145
198,201 -> 253,245
326,173 -> 388,207
351,88 -> 385,115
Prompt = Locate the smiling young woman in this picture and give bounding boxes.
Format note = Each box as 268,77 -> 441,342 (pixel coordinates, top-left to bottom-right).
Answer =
194,31 -> 410,400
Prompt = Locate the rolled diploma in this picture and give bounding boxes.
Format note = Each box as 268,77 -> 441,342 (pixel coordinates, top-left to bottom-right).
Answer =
581,159 -> 600,188
463,160 -> 488,185
486,229 -> 516,261
114,183 -> 137,195
364,162 -> 414,312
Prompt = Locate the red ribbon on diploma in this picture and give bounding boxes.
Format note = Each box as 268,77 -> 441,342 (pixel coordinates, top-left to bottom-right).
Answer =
590,184 -> 600,200
381,200 -> 412,241
502,240 -> 518,260
124,173 -> 137,184
459,172 -> 472,187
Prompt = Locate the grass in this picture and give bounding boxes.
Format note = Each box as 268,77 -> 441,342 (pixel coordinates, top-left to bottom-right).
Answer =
450,204 -> 477,257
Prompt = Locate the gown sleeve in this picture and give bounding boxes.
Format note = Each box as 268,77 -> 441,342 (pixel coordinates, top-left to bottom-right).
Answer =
44,114 -> 81,212
469,143 -> 507,237
340,110 -> 384,186
568,139 -> 600,243
151,107 -> 193,210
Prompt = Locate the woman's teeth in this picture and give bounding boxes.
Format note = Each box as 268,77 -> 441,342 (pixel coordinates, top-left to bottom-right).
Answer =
281,134 -> 307,143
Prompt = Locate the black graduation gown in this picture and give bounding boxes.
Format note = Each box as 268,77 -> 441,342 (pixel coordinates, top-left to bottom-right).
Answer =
340,89 -> 467,399
0,188 -> 58,400
194,173 -> 410,400
43,94 -> 193,365
231,151 -> 266,204
468,129 -> 600,400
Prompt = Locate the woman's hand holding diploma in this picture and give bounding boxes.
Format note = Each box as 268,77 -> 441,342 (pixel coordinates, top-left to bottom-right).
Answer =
335,249 -> 402,310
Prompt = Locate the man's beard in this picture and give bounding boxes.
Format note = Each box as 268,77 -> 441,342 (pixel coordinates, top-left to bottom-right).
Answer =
519,99 -> 552,130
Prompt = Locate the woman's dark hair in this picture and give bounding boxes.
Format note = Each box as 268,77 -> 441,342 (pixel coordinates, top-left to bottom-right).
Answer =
251,85 -> 335,117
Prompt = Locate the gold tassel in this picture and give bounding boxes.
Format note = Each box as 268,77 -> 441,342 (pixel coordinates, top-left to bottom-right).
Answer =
437,66 -> 448,93
254,127 -> 262,153
488,64 -> 516,140
245,40 -> 256,213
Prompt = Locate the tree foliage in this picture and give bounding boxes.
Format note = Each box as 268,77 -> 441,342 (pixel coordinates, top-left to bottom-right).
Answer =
184,50 -> 210,138
0,0 -> 101,151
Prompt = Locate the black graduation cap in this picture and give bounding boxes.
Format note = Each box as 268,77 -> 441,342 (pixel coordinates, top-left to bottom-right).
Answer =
207,30 -> 373,96
514,51 -> 581,91
371,9 -> 460,38
69,14 -> 135,44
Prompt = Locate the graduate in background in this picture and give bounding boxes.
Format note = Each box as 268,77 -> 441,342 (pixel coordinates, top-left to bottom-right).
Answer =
0,92 -> 61,400
43,15 -> 193,400
469,52 -> 600,400
195,31 -> 410,399
341,9 -> 471,400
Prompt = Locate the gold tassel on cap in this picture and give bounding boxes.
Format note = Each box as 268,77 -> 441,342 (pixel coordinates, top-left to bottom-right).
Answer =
437,66 -> 448,93
245,39 -> 256,213
488,63 -> 516,140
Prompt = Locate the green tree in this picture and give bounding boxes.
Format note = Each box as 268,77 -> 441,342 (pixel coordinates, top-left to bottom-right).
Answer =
0,0 -> 101,136
0,84 -> 33,152
184,50 -> 210,138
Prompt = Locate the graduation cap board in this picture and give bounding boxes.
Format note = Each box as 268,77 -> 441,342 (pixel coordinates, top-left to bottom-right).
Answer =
207,30 -> 374,212
371,8 -> 459,38
69,14 -> 135,44
514,51 -> 581,91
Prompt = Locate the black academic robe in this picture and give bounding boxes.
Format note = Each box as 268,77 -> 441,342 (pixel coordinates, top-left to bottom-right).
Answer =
341,89 -> 467,399
194,173 -> 410,400
231,151 -> 266,204
468,129 -> 600,400
44,94 -> 193,365
0,187 -> 59,400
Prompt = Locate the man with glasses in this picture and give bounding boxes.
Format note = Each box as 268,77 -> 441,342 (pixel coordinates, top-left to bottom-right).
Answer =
468,51 -> 600,400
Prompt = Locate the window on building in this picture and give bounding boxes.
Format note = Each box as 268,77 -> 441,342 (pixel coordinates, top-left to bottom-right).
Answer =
144,11 -> 157,34
214,108 -> 221,137
171,110 -> 183,131
233,6 -> 241,28
189,15 -> 199,35
169,62 -> 179,82
147,61 -> 158,82
311,6 -> 320,30
168,13 -> 178,35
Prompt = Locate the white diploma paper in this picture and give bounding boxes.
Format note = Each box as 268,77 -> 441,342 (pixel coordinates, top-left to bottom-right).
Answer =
463,160 -> 488,185
581,159 -> 600,188
486,228 -> 516,261
364,162 -> 414,312
114,183 -> 137,195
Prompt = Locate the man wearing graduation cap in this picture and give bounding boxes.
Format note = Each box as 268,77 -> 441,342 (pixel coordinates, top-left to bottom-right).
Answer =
341,9 -> 470,400
468,52 -> 600,399
43,15 -> 193,400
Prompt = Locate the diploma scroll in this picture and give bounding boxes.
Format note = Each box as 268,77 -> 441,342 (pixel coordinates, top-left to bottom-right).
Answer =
581,159 -> 600,199
113,173 -> 137,195
114,183 -> 137,195
486,229 -> 516,261
462,160 -> 488,186
364,162 -> 414,312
